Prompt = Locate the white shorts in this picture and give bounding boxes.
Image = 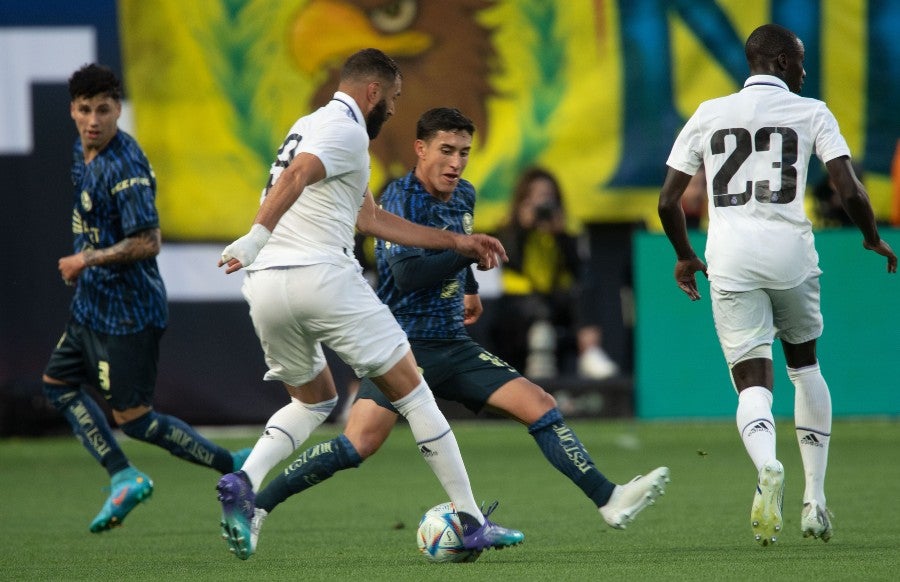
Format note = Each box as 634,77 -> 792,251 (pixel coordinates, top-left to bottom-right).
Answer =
242,262 -> 410,386
710,274 -> 824,366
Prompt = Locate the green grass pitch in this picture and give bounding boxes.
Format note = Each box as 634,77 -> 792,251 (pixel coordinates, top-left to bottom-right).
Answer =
1,418 -> 898,580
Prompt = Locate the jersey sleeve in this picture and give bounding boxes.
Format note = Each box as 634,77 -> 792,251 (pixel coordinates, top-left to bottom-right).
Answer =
114,149 -> 159,236
666,109 -> 704,175
388,250 -> 473,291
812,103 -> 852,164
299,118 -> 368,179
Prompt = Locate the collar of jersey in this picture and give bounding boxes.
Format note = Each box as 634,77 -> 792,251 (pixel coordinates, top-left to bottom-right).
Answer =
743,75 -> 788,91
331,91 -> 364,128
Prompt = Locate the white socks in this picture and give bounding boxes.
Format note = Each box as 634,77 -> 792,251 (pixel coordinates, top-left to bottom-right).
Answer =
736,365 -> 832,507
241,396 -> 338,490
736,385 -> 777,471
392,381 -> 482,523
789,363 -> 831,505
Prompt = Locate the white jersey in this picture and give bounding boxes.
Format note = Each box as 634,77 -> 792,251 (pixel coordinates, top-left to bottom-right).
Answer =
667,75 -> 851,291
247,92 -> 370,270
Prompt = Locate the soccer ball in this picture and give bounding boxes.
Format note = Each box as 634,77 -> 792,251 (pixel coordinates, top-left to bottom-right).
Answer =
416,502 -> 480,563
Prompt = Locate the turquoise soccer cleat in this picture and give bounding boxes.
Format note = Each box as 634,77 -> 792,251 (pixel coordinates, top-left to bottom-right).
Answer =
230,447 -> 253,472
89,466 -> 154,533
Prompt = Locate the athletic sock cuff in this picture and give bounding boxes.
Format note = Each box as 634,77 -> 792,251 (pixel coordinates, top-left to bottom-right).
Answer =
120,410 -> 159,440
528,407 -> 563,434
787,362 -> 821,379
335,434 -> 363,467
390,381 -> 434,416
302,396 -> 339,416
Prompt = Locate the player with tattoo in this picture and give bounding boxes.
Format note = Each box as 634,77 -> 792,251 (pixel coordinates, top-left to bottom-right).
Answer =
42,64 -> 250,533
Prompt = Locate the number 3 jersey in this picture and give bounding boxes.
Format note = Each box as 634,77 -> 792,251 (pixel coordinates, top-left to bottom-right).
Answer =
666,74 -> 851,291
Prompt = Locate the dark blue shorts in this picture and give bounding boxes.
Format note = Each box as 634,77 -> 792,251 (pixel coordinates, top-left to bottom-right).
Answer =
356,338 -> 520,413
44,319 -> 162,410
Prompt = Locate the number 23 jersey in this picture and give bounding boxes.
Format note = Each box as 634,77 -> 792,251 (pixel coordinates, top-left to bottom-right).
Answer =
666,74 -> 850,291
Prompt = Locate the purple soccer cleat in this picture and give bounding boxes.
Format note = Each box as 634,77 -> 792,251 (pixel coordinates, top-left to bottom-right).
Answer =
217,471 -> 256,560
461,501 -> 525,552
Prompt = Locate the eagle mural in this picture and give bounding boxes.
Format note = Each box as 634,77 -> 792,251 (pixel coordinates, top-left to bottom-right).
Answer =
287,0 -> 498,181
120,0 -> 618,239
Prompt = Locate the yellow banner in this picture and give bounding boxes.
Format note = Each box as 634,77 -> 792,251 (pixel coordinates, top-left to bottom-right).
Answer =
119,0 -> 896,239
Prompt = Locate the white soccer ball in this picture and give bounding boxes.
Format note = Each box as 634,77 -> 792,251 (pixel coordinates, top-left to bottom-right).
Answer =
416,502 -> 480,563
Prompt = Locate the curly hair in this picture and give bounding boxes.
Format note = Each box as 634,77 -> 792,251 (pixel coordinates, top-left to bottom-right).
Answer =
68,63 -> 122,101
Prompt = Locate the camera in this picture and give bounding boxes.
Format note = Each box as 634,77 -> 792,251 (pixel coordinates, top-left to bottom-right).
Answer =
534,201 -> 558,223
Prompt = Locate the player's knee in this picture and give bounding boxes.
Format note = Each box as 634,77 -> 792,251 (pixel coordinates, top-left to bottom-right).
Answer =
537,387 -> 557,410
119,410 -> 160,441
782,339 -> 817,369
522,379 -> 558,415
351,439 -> 381,460
300,396 -> 339,421
730,344 -> 773,390
42,381 -> 78,411
345,429 -> 386,460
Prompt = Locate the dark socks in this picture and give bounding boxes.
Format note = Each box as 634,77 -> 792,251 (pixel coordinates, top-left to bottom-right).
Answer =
43,383 -> 129,476
528,408 -> 616,506
256,434 -> 362,513
120,410 -> 234,473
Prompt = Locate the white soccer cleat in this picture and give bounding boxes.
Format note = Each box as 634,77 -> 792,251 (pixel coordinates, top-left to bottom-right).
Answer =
599,466 -> 670,529
249,507 -> 267,554
801,501 -> 833,542
751,460 -> 784,546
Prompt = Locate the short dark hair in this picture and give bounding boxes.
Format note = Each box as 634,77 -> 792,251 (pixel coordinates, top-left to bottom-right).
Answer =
340,48 -> 401,85
745,24 -> 801,66
416,107 -> 475,141
68,63 -> 122,101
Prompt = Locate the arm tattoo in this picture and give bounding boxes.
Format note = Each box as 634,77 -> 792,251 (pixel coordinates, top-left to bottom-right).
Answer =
83,228 -> 161,267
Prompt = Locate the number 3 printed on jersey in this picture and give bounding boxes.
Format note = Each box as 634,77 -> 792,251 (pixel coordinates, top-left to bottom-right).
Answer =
711,127 -> 798,207
264,133 -> 303,194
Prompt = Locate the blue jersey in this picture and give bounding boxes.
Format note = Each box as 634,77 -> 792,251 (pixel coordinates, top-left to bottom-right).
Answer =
70,130 -> 167,334
376,172 -> 476,340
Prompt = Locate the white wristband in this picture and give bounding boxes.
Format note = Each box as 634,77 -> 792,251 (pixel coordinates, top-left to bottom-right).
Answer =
221,223 -> 271,268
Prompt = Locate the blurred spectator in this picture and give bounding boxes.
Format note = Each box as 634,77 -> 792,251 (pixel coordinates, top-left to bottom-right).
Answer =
477,167 -> 618,380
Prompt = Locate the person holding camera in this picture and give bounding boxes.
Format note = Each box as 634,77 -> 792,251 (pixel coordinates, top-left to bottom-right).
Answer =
479,167 -> 618,380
